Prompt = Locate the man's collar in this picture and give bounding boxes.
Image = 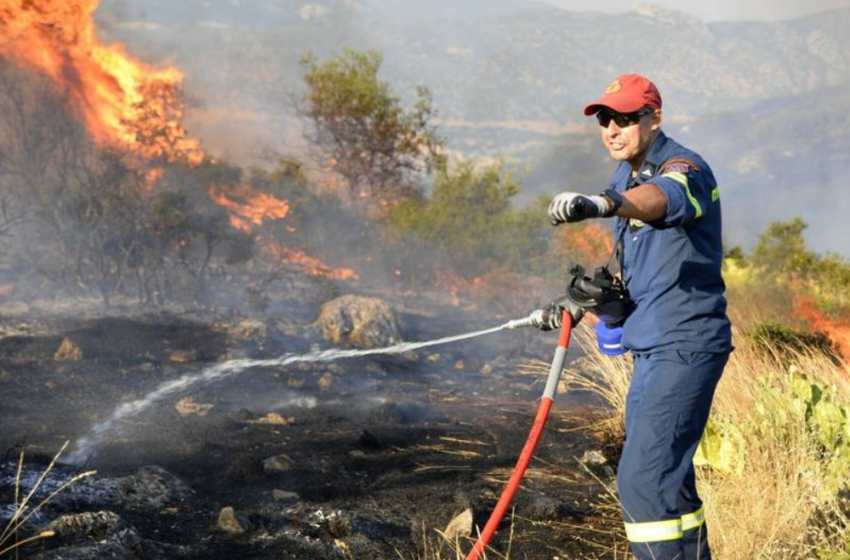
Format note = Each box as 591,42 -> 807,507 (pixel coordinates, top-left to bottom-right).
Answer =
643,130 -> 668,167
635,130 -> 668,180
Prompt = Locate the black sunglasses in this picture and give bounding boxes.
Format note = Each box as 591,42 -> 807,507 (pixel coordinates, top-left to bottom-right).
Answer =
596,108 -> 654,128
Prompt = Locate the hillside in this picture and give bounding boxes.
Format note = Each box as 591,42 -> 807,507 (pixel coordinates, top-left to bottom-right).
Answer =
93,0 -> 850,252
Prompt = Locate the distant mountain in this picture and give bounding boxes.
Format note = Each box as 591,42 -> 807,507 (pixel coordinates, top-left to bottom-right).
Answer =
93,1 -> 850,254
679,86 -> 850,256
97,2 -> 850,134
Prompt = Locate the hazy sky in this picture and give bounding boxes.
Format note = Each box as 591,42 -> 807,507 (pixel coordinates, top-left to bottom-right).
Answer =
535,0 -> 850,21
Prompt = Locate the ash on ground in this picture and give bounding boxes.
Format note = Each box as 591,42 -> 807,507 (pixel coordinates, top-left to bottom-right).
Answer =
0,288 -> 616,560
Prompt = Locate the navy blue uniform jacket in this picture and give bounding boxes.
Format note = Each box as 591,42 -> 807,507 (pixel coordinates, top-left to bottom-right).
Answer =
612,131 -> 732,353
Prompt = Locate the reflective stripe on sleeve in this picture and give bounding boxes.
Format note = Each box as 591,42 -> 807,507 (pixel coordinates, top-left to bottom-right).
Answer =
624,518 -> 683,543
681,505 -> 706,532
662,171 -> 703,219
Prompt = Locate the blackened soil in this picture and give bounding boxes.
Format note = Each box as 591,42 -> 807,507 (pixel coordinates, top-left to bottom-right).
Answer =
0,308 -> 620,560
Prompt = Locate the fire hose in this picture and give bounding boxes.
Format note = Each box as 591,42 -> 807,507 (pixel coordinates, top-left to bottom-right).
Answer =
465,309 -> 574,560
466,263 -> 630,560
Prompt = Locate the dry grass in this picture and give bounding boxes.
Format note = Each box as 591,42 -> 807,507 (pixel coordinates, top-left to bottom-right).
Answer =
698,344 -> 850,560
400,515 -> 518,560
0,441 -> 96,558
407,313 -> 850,560
556,320 -> 850,560
562,320 -> 633,443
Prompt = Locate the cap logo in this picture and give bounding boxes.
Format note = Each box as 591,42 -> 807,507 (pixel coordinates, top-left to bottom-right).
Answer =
604,79 -> 622,94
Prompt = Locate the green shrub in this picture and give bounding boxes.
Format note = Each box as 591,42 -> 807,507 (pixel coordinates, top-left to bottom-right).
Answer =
697,370 -> 850,496
384,160 -> 548,278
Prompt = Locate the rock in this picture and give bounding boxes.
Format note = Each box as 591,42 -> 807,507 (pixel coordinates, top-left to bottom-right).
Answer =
225,454 -> 263,482
287,376 -> 306,388
169,349 -> 196,363
318,372 -> 333,392
43,529 -> 143,560
115,466 -> 192,509
246,412 -> 295,425
313,295 -> 402,349
358,429 -> 383,450
272,489 -> 301,502
48,511 -> 127,545
441,508 -> 473,543
228,319 -> 268,343
217,506 -> 253,535
175,396 -> 214,418
263,453 -> 296,473
579,449 -> 615,478
580,450 -> 608,466
348,450 -> 367,459
521,494 -> 559,520
44,511 -> 148,560
54,338 -> 83,362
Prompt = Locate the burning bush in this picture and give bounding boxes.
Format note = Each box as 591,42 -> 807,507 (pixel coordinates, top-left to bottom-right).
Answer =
746,321 -> 842,364
725,218 -> 850,360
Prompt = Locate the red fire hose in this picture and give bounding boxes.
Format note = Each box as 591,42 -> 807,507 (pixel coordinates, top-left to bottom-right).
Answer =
465,311 -> 574,560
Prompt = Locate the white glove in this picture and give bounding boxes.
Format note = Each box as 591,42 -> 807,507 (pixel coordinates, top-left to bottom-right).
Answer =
548,192 -> 610,225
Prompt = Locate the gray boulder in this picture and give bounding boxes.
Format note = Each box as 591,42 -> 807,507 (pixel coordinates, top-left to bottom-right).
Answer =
313,295 -> 402,349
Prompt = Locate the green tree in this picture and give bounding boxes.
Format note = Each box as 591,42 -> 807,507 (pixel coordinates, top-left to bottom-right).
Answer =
385,160 -> 548,276
749,217 -> 850,315
751,217 -> 817,275
299,49 -> 443,202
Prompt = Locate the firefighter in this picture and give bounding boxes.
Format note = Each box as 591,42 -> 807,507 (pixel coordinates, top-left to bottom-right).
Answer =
547,74 -> 732,560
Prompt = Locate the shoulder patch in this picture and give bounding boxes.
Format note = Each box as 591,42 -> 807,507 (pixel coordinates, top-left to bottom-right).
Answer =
660,157 -> 700,175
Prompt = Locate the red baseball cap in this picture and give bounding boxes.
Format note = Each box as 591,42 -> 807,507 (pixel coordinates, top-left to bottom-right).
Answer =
583,74 -> 662,116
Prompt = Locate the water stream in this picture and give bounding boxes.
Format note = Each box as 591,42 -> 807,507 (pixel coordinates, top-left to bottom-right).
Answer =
64,323 -> 513,464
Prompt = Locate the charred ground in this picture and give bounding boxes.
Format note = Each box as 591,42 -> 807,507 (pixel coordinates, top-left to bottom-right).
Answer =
0,282 -> 617,560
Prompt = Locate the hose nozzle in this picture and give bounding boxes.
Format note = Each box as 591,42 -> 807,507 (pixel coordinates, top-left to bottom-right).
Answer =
502,309 -> 546,330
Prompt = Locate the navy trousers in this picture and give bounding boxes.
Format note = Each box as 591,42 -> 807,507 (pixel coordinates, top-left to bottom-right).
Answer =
617,350 -> 728,560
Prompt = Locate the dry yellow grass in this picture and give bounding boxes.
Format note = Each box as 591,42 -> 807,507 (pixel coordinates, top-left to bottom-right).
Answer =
698,343 -> 850,560
559,320 -> 850,560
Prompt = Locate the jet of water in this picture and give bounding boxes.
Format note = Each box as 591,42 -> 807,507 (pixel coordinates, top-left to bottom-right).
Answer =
64,323 -> 512,464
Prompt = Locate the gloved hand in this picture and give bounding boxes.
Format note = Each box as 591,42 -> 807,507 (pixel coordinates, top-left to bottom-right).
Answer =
548,192 -> 610,225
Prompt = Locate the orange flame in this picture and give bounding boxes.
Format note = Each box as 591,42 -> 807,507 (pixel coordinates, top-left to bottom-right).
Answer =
0,0 -> 204,163
791,289 -> 850,362
207,185 -> 291,233
552,222 -> 614,266
435,269 -> 479,297
262,242 -> 358,281
0,1 -> 359,281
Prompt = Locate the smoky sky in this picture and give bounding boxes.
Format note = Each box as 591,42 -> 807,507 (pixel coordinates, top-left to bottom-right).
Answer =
90,0 -> 850,257
532,0 -> 850,21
